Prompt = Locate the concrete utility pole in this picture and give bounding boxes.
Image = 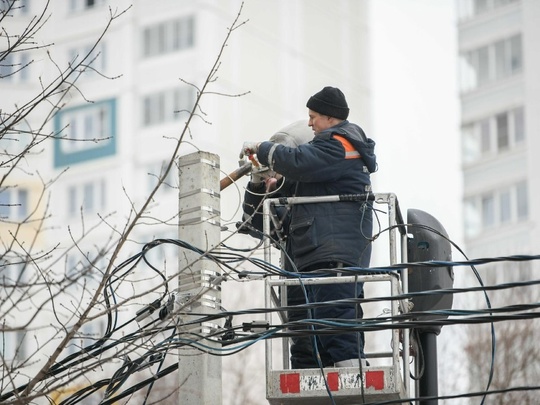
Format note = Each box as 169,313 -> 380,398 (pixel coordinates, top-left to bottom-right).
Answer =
177,151 -> 222,404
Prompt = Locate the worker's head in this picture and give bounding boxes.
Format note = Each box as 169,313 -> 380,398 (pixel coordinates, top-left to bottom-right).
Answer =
306,86 -> 349,134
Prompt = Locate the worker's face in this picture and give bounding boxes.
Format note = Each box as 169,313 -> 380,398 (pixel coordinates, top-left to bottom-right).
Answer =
308,110 -> 333,134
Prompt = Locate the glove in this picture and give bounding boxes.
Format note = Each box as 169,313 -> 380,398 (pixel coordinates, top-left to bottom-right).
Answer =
239,141 -> 260,159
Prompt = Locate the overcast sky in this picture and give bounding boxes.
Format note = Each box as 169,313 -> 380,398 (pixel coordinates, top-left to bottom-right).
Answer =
370,2 -> 465,394
371,0 -> 462,246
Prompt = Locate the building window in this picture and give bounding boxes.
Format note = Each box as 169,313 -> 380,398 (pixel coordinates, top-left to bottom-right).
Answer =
464,197 -> 481,238
464,181 -> 529,238
477,45 -> 490,87
0,258 -> 27,286
69,0 -> 105,12
513,107 -> 525,143
0,51 -> 31,82
67,179 -> 106,217
509,34 -> 522,73
457,0 -> 519,22
0,331 -> 26,362
0,122 -> 33,159
142,15 -> 195,58
146,161 -> 177,194
461,106 -> 525,165
499,190 -> 511,224
462,124 -> 479,164
516,181 -> 528,220
60,103 -> 111,152
54,99 -> 116,167
494,40 -> 507,79
68,186 -> 77,216
494,35 -> 522,80
83,183 -> 94,212
459,53 -> 476,92
17,189 -> 28,219
1,189 -> 11,218
496,113 -> 509,151
0,188 -> 29,220
142,87 -> 195,127
68,41 -> 107,78
0,0 -> 29,16
481,194 -> 495,228
459,34 -> 522,93
480,118 -> 491,154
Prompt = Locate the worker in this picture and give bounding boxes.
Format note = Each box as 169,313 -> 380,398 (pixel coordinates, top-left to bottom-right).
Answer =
240,86 -> 376,369
240,120 -> 329,368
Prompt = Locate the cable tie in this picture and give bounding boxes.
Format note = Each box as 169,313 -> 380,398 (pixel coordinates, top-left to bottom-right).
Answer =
135,299 -> 161,321
242,320 -> 270,332
238,271 -> 265,280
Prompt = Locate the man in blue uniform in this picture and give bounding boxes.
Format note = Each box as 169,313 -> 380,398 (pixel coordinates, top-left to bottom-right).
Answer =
240,86 -> 376,368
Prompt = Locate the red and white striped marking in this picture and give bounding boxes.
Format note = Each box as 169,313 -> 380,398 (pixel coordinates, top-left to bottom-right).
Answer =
279,370 -> 385,394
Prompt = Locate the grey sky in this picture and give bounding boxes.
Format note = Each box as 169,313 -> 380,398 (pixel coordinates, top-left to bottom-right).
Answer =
372,0 -> 462,246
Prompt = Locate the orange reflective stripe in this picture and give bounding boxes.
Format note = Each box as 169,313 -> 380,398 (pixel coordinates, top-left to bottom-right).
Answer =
333,135 -> 361,159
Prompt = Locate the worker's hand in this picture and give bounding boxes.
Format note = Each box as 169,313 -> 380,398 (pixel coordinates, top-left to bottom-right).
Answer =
239,141 -> 260,159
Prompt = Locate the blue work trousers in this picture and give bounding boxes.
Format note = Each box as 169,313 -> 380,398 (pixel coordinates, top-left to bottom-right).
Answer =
288,263 -> 365,369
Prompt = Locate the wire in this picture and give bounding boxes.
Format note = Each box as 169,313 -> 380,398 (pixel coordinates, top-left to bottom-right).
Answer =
5,233 -> 540,404
402,221 -> 496,405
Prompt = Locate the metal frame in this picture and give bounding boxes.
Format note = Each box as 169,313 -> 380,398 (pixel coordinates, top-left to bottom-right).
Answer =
262,193 -> 411,403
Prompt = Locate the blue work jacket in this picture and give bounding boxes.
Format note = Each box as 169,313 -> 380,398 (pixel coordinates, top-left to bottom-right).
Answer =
246,120 -> 376,271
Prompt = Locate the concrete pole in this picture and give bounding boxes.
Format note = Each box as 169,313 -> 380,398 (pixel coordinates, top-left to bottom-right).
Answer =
177,151 -> 222,404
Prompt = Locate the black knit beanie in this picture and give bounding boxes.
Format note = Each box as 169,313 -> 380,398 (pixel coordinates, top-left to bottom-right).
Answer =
306,86 -> 349,120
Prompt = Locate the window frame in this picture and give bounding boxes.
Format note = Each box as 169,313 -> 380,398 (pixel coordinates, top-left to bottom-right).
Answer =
142,87 -> 195,128
461,106 -> 526,165
142,15 -> 195,59
464,181 -> 529,239
0,187 -> 29,220
67,178 -> 107,217
54,99 -> 117,167
459,34 -> 523,93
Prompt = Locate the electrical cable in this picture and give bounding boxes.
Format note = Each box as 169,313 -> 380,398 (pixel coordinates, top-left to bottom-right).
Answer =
401,221 -> 496,405
5,233 -> 540,404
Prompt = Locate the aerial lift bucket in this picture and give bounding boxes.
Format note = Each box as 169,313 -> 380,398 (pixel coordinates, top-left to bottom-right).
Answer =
262,193 -> 411,404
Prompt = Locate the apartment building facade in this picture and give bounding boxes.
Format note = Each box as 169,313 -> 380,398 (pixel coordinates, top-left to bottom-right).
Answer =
457,0 -> 540,400
1,1 -> 371,402
458,0 -> 539,278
